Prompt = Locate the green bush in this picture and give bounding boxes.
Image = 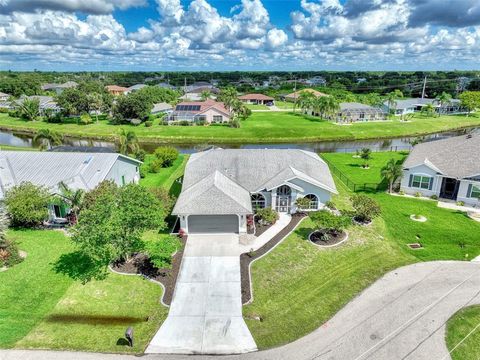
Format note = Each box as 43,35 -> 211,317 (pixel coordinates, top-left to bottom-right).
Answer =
0,240 -> 23,268
255,208 -> 279,225
144,235 -> 182,269
325,200 -> 336,210
145,120 -> 153,127
154,146 -> 179,168
78,113 -> 92,125
309,210 -> 351,232
457,201 -> 465,206
229,118 -> 241,128
350,194 -> 381,223
134,149 -> 146,162
430,194 -> 438,200
5,182 -> 51,227
415,192 -> 422,197
139,165 -> 147,178
149,158 -> 163,173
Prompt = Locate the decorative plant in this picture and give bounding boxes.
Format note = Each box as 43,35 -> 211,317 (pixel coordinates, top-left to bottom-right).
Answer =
415,192 -> 422,197
295,197 -> 311,212
144,235 -> 182,269
309,210 -> 350,235
350,194 -> 381,223
360,148 -> 371,168
255,208 -> 279,225
381,159 -> 403,193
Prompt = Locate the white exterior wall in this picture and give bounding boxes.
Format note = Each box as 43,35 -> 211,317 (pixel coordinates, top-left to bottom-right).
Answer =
105,157 -> 140,186
202,108 -> 231,123
400,164 -> 440,197
457,180 -> 480,206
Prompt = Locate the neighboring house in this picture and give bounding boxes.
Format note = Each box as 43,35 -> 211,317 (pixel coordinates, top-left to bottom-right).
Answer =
16,95 -> 61,114
0,92 -> 10,102
383,98 -> 467,116
126,84 -> 147,93
41,81 -> 78,95
238,93 -> 274,105
0,150 -> 141,222
173,148 -> 337,234
151,102 -> 173,115
167,99 -> 231,124
106,85 -> 128,96
156,82 -> 176,90
305,76 -> 327,86
400,134 -> 480,206
180,85 -> 220,101
333,103 -> 387,123
282,88 -> 328,102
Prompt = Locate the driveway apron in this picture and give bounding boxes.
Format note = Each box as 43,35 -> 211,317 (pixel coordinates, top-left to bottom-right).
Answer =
146,234 -> 257,354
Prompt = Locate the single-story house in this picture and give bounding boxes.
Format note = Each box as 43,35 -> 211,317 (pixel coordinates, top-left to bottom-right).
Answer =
126,84 -> 147,93
333,103 -> 387,123
383,98 -> 467,116
106,85 -> 129,96
305,76 -> 327,86
238,94 -> 274,105
400,134 -> 480,206
151,102 -> 173,115
167,99 -> 231,124
172,148 -> 338,234
0,150 -> 141,223
282,88 -> 328,102
0,92 -> 10,102
41,81 -> 78,95
15,96 -> 61,114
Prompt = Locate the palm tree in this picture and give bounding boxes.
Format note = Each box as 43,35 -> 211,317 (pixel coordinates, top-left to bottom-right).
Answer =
200,90 -> 212,101
385,90 -> 403,114
58,181 -> 85,223
325,96 -> 340,120
381,159 -> 403,193
18,98 -> 40,121
421,103 -> 436,117
435,92 -> 452,115
313,96 -> 329,118
87,93 -> 103,123
33,128 -> 63,149
360,148 -> 371,168
117,129 -> 139,155
297,92 -> 315,114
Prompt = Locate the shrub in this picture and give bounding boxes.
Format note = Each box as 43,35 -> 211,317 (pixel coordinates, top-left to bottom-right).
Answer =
144,235 -> 182,269
149,158 -> 163,173
78,113 -> 92,125
178,120 -> 191,126
325,200 -> 336,210
295,197 -> 311,212
0,240 -> 22,268
145,120 -> 153,127
255,208 -> 279,225
457,201 -> 465,206
149,187 -> 175,214
229,118 -> 241,128
350,194 -> 381,223
139,164 -> 148,178
5,182 -> 51,228
414,192 -> 422,197
154,146 -> 179,168
134,149 -> 146,162
399,190 -> 405,195
430,194 -> 438,200
309,210 -> 351,232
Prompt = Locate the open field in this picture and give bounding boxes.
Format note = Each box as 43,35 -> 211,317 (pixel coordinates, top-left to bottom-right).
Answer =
446,305 -> 480,360
1,112 -> 479,144
0,230 -> 167,353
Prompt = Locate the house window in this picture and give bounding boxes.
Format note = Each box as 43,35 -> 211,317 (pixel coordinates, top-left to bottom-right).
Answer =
411,175 -> 432,190
470,185 -> 480,199
251,193 -> 266,210
304,194 -> 319,210
197,115 -> 206,122
121,175 -> 126,186
213,115 -> 223,123
276,185 -> 291,196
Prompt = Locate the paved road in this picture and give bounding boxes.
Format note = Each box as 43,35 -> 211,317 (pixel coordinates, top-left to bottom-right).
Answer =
146,234 -> 257,354
2,261 -> 479,360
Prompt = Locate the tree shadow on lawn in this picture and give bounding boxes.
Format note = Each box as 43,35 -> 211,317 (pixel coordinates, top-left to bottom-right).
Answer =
53,251 -> 108,283
45,314 -> 148,325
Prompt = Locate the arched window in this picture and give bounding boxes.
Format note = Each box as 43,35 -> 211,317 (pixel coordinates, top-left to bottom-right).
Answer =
251,193 -> 266,210
304,194 -> 319,210
276,185 -> 291,196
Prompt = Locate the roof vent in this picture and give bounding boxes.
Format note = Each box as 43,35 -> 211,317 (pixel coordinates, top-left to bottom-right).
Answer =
466,134 -> 472,139
83,156 -> 93,164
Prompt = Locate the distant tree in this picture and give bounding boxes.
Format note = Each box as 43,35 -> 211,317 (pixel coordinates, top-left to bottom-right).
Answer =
153,146 -> 179,167
17,98 -> 40,121
5,182 -> 51,228
135,86 -> 179,104
435,92 -> 452,108
385,90 -> 403,113
57,182 -> 85,222
200,90 -> 212,101
381,159 -> 403,193
363,93 -> 383,107
421,103 -> 436,117
33,128 -> 63,149
297,91 -> 315,114
117,129 -> 139,155
112,92 -> 152,123
360,148 -> 372,168
56,87 -> 89,116
459,91 -> 480,116
87,93 -> 103,123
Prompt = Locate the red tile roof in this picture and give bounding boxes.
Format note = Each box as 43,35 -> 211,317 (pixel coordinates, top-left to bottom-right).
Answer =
285,89 -> 328,99
106,85 -> 128,92
238,93 -> 274,101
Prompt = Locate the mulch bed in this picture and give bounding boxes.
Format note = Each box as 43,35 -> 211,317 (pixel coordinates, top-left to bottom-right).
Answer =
111,235 -> 187,306
253,221 -> 274,237
240,213 -> 306,305
309,229 -> 347,246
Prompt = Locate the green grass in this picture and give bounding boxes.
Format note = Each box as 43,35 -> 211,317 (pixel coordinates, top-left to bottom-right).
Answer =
246,104 -> 269,110
140,154 -> 188,194
0,229 -> 167,353
1,112 -> 479,144
274,101 -> 295,110
446,305 -> 480,360
245,182 -> 415,349
321,151 -> 408,184
0,145 -> 38,151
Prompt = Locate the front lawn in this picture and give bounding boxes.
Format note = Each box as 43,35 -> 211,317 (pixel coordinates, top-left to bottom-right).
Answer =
1,112 -> 479,144
0,229 -> 167,353
246,104 -> 269,110
245,183 -> 415,349
446,305 -> 480,360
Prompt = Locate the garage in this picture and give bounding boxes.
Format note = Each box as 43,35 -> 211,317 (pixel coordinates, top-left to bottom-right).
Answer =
188,215 -> 239,234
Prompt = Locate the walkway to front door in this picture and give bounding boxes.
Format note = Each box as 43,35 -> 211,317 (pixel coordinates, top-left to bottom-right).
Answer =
145,234 -> 257,354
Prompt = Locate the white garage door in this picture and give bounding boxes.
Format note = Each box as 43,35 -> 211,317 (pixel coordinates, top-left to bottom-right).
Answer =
188,215 -> 239,234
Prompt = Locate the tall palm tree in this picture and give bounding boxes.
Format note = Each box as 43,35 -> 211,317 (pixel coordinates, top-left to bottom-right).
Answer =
58,181 -> 85,223
325,97 -> 340,120
381,159 -> 403,193
297,92 -> 315,114
18,98 -> 40,121
200,90 -> 212,101
117,129 -> 139,155
385,89 -> 403,114
33,128 -> 63,149
87,93 -> 103,123
435,92 -> 452,115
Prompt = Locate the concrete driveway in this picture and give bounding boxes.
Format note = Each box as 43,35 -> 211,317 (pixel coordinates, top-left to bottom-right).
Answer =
2,261 -> 480,360
145,234 -> 257,354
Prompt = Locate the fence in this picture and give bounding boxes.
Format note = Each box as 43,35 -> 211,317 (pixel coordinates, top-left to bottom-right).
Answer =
323,158 -> 388,193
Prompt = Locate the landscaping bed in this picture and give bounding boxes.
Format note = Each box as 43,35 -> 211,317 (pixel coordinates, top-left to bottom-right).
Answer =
112,235 -> 186,305
309,229 -> 347,246
240,213 -> 305,304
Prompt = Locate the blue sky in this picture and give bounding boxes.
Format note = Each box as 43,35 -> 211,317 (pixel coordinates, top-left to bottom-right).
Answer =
1,0 -> 480,71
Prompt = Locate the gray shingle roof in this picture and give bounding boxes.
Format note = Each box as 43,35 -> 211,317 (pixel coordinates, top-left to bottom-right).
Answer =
174,149 -> 337,215
0,151 -> 140,198
384,98 -> 461,110
403,134 -> 480,179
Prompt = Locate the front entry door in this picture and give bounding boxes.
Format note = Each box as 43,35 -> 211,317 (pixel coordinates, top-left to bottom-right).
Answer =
277,196 -> 290,213
440,177 -> 460,200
